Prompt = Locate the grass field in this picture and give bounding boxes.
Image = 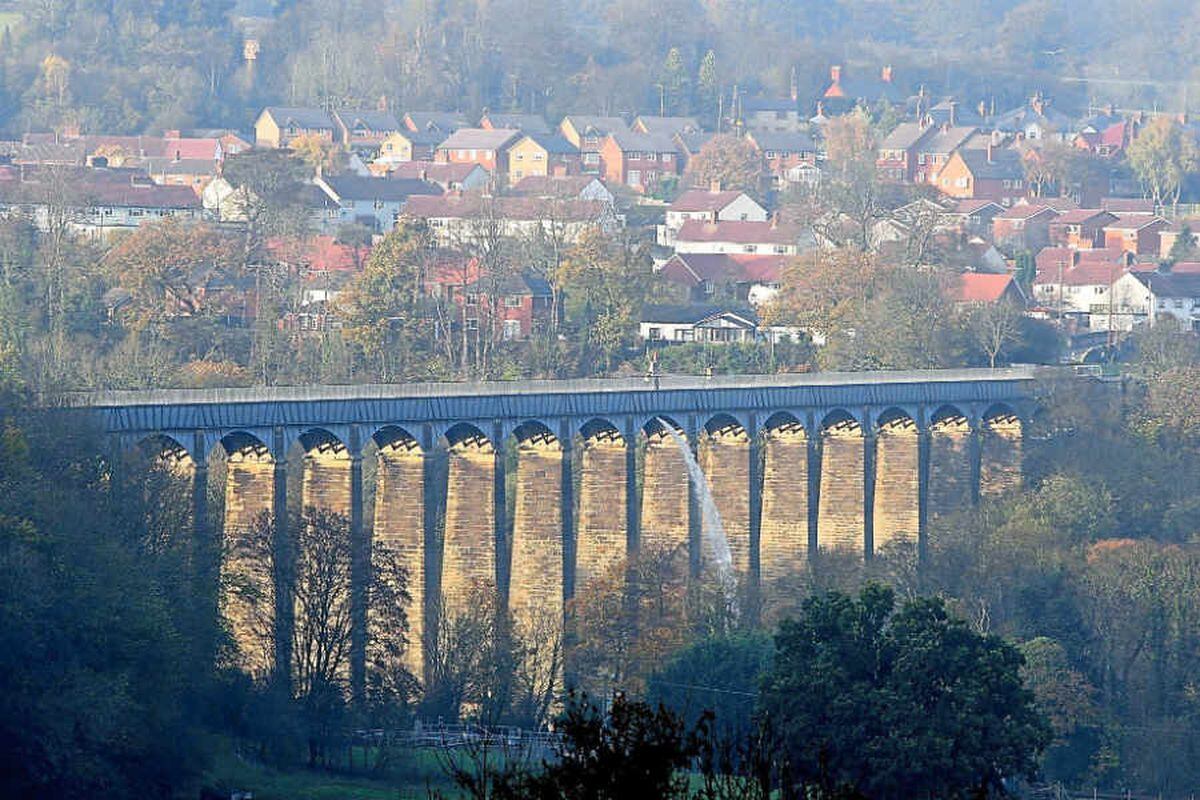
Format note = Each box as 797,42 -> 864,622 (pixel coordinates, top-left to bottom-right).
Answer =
204,745 -> 453,800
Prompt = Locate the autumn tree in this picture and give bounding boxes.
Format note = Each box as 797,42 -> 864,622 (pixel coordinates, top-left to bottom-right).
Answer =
222,148 -> 313,269
762,246 -> 893,344
103,217 -> 234,328
290,132 -> 342,175
1127,116 -> 1199,210
683,133 -> 765,196
966,296 -> 1025,368
810,108 -> 887,250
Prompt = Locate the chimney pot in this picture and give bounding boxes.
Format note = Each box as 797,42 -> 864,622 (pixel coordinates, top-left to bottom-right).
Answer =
881,65 -> 893,83
986,142 -> 994,163
710,179 -> 722,193
830,65 -> 842,83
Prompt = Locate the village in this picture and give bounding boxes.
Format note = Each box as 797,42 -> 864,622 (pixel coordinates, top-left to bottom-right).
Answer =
1,62 -> 1198,379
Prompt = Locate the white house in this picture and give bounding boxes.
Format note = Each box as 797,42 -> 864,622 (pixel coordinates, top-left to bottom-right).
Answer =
673,219 -> 806,256
404,193 -> 619,247
1111,269 -> 1200,332
658,188 -> 767,246
639,304 -> 759,343
313,174 -> 441,233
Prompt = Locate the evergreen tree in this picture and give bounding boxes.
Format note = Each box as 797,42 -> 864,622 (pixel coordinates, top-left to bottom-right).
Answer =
697,49 -> 718,128
660,47 -> 689,115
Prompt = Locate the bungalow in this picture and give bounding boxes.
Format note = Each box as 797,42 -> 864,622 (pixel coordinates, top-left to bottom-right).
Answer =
991,204 -> 1059,252
935,145 -> 1028,206
639,303 -> 759,344
404,193 -> 617,247
559,115 -> 627,174
1048,209 -> 1117,249
506,133 -> 581,184
386,161 -> 490,192
658,252 -> 787,306
1103,215 -> 1170,255
479,112 -> 551,135
599,130 -> 681,192
332,109 -> 402,153
312,174 -> 441,233
434,127 -> 522,176
255,106 -> 336,148
673,219 -> 804,255
0,165 -> 202,237
659,188 -> 767,246
509,175 -> 614,206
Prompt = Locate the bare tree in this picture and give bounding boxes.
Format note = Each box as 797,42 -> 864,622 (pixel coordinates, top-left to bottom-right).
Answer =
967,298 -> 1024,368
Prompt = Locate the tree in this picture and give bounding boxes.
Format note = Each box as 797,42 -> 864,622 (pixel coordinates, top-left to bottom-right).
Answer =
683,134 -> 765,196
1127,117 -> 1199,210
221,148 -> 313,269
696,50 -> 718,128
290,132 -> 341,175
1167,223 -> 1198,263
762,585 -> 1051,799
660,47 -> 688,115
967,297 -> 1025,368
812,109 -> 886,250
103,218 -> 234,328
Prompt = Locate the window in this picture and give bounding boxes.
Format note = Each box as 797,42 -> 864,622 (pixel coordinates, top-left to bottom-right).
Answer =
503,319 -> 521,340
583,153 -> 600,165
955,177 -> 968,188
466,317 -> 479,330
533,152 -> 544,161
373,199 -> 385,210
648,326 -> 662,340
646,152 -> 657,161
466,293 -> 479,306
765,150 -> 776,159
504,295 -> 522,308
514,153 -> 523,161
918,153 -> 926,164
627,169 -> 641,186
661,153 -> 672,163
744,245 -> 757,253
774,246 -> 787,254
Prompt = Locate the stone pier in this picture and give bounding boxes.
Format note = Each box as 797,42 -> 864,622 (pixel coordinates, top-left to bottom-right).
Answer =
441,428 -> 496,621
873,414 -> 919,550
818,416 -> 865,554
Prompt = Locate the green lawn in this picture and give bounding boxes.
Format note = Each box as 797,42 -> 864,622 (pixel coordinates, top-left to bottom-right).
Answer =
204,745 -> 452,800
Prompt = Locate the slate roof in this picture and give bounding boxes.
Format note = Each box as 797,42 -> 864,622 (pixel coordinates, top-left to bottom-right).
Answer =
0,166 -> 202,208
388,161 -> 486,183
404,111 -> 469,132
334,110 -> 401,132
608,130 -> 680,153
994,204 -> 1057,221
481,113 -> 551,134
747,130 -> 817,152
660,253 -> 787,287
921,125 -> 977,154
405,193 -> 609,222
1134,270 -> 1200,298
676,219 -> 799,245
957,147 -> 1024,180
321,175 -> 441,202
261,106 -> 335,130
436,128 -> 521,151
634,116 -> 701,136
561,115 -> 627,136
1053,208 -> 1115,225
880,122 -> 930,150
521,133 -> 579,154
669,189 -> 748,213
641,303 -> 759,326
510,175 -> 604,197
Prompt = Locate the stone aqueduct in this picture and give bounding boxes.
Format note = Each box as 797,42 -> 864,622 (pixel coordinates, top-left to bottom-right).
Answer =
79,368 -> 1038,696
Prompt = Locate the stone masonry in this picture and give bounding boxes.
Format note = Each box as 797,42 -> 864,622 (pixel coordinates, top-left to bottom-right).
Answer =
373,439 -> 425,680
873,418 -> 919,549
575,433 -> 627,598
640,432 -> 689,559
818,422 -> 865,554
441,437 -> 496,620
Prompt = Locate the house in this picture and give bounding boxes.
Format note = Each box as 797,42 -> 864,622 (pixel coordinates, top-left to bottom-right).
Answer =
1073,118 -> 1133,158
312,174 -> 441,233
741,96 -> 804,133
658,252 -> 788,305
332,110 -> 402,153
1103,215 -> 1169,255
821,65 -> 905,113
142,156 -> 221,192
599,131 -> 681,192
1032,247 -> 1134,326
559,115 -> 627,174
672,131 -> 715,171
403,111 -> 469,134
935,145 -> 1028,206
947,199 -> 1004,234
376,129 -> 447,163
990,93 -> 1076,142
949,273 -> 1027,307
1101,197 -> 1155,215
991,204 -> 1059,252
745,131 -> 817,182
1157,221 -> 1200,259
1048,209 -> 1117,249
659,188 -> 767,246
457,271 -> 554,340
479,112 -> 551,135
434,128 -> 522,176
876,122 -> 930,183
386,161 -> 490,192
509,175 -> 614,206
0,165 -> 202,237
1115,269 -> 1200,331
255,107 -> 336,148
782,161 -> 822,190
403,193 -> 617,246
631,116 -> 701,137
506,133 -> 581,184
915,125 -> 977,184
673,219 -> 804,255
639,304 -> 759,344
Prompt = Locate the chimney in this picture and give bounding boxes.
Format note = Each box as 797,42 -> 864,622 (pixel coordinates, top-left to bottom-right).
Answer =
419,168 -> 428,181
948,100 -> 957,126
1031,92 -> 1045,116
815,101 -> 824,118
377,94 -> 388,112
986,141 -> 994,164
1106,102 -> 1115,116
830,64 -> 842,83
710,179 -> 722,193
173,149 -> 181,163
978,100 -> 987,119
881,65 -> 893,83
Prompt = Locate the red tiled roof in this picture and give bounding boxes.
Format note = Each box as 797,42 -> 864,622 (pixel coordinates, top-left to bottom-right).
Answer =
405,193 -> 608,222
676,219 -> 799,245
660,253 -> 788,286
1105,214 -> 1168,231
669,189 -> 747,213
951,273 -> 1015,303
388,161 -> 483,182
953,199 -> 1001,214
267,235 -> 371,272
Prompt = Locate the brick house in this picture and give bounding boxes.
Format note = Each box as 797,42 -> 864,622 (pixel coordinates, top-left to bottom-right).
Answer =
991,204 -> 1059,252
660,188 -> 767,246
1048,209 -> 1117,249
403,111 -> 469,134
599,130 -> 681,192
376,129 -> 447,163
935,145 -> 1028,206
1103,215 -> 1170,255
876,122 -> 929,183
332,110 -> 402,153
745,130 -> 817,182
821,64 -> 904,113
434,128 -> 522,177
254,107 -> 336,148
559,115 -> 627,174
